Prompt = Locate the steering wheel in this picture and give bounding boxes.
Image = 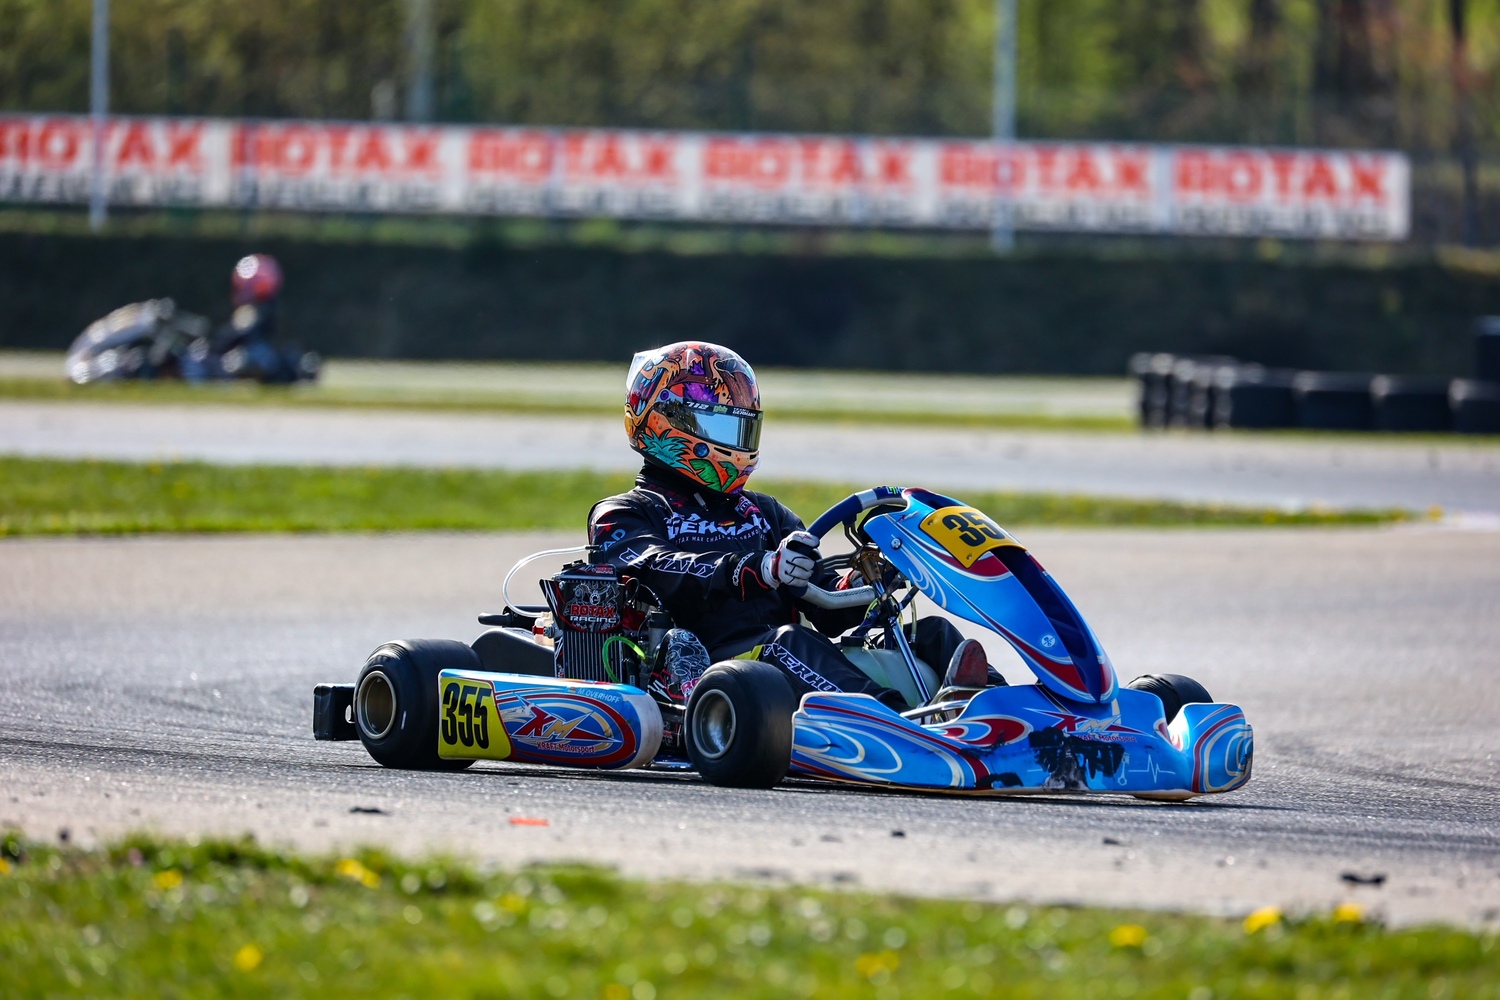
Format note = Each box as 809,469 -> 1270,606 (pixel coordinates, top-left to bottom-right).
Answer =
788,488 -> 910,609
804,486 -> 910,539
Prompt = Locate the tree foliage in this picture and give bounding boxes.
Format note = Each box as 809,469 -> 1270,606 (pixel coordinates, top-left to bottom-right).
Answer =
0,0 -> 1496,150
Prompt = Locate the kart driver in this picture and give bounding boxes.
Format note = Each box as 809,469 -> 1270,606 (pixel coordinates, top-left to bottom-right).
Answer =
588,341 -> 1004,710
216,253 -> 293,381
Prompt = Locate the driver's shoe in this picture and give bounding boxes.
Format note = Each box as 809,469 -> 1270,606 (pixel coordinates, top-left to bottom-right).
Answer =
943,639 -> 992,691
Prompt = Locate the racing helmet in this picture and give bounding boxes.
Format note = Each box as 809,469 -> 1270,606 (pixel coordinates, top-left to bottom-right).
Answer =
231,253 -> 283,306
625,342 -> 761,493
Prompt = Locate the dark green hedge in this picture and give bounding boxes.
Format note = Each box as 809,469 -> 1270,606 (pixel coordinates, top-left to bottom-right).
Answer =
4,229 -> 1497,376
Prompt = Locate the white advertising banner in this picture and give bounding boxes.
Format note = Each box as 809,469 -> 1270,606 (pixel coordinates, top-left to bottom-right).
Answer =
0,115 -> 1410,240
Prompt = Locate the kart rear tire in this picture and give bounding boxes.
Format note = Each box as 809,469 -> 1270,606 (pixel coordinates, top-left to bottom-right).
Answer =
355,639 -> 477,771
685,660 -> 797,789
1127,673 -> 1213,725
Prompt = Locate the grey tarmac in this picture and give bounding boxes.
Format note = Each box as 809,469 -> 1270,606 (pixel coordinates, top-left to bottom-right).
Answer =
3,400 -> 1500,514
2,526 -> 1497,926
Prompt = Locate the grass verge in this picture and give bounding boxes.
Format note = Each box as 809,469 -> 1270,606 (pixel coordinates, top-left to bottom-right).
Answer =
0,377 -> 1135,432
0,832 -> 1494,999
0,457 -> 1411,536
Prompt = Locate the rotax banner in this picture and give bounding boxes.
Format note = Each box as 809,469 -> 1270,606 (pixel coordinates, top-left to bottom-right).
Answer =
0,114 -> 1410,240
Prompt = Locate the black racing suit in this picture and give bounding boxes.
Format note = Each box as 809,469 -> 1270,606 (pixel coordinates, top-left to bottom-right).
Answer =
587,463 -> 966,707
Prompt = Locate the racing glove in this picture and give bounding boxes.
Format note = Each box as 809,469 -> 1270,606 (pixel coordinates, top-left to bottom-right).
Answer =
760,530 -> 821,589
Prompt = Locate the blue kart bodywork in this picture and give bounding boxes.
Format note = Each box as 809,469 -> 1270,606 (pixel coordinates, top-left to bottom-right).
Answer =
781,486 -> 1253,798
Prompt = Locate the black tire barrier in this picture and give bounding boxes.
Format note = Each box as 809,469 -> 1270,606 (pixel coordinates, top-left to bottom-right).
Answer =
355,639 -> 479,771
1211,365 -> 1298,429
1477,318 -> 1500,384
1126,673 -> 1214,725
1371,376 -> 1454,433
1451,379 -> 1500,434
1293,371 -> 1375,431
684,659 -> 797,789
1129,352 -> 1175,429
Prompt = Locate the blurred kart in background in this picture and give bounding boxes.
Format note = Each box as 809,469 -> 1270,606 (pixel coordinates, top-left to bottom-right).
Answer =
65,298 -> 320,385
315,486 -> 1254,801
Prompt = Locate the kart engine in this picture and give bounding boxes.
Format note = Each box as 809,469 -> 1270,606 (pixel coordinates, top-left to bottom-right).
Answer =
542,563 -> 663,686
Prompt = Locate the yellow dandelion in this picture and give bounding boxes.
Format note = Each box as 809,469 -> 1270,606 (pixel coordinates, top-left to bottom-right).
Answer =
152,869 -> 184,890
335,858 -> 381,889
233,944 -> 263,972
1242,906 -> 1282,934
854,950 -> 900,979
1109,924 -> 1148,948
1333,902 -> 1364,923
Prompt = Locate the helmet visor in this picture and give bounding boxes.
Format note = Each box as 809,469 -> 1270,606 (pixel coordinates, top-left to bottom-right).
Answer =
659,400 -> 762,452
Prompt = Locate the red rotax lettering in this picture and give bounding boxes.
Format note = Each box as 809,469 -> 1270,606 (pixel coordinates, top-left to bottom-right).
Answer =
589,135 -> 628,178
1268,153 -> 1298,197
797,139 -> 825,184
640,139 -> 675,180
274,126 -> 318,175
746,139 -> 791,187
165,123 -> 203,169
1349,157 -> 1386,200
0,119 -> 27,163
703,138 -> 740,179
115,122 -> 155,167
326,126 -> 354,172
353,129 -> 393,172
403,131 -> 441,173
1221,152 -> 1262,200
1174,150 -> 1213,194
1113,151 -> 1149,194
36,120 -> 80,169
938,144 -> 982,187
562,133 -> 589,177
1034,147 -> 1061,190
876,146 -> 912,186
468,130 -> 552,180
1301,156 -> 1338,199
1064,148 -> 1103,193
230,125 -> 257,168
829,142 -> 862,185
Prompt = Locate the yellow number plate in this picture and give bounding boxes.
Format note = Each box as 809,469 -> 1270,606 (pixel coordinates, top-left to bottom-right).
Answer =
437,675 -> 514,760
918,506 -> 1019,568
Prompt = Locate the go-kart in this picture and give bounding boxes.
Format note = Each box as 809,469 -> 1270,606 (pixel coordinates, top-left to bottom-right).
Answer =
313,487 -> 1253,799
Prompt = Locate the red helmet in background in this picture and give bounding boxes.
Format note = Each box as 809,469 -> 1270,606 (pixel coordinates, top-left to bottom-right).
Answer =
231,254 -> 283,306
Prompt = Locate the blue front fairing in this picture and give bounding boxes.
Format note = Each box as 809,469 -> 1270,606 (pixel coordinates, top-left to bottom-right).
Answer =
790,685 -> 1253,796
862,489 -> 1118,704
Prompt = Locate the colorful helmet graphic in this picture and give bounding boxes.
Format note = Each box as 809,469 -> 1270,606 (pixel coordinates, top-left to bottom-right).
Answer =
231,253 -> 283,306
625,342 -> 762,493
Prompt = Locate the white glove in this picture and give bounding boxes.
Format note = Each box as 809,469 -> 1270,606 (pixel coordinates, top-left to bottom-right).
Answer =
760,530 -> 821,589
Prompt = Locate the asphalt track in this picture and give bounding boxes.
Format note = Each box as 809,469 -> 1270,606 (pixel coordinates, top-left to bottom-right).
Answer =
2,526 -> 1497,926
4,400 -> 1500,515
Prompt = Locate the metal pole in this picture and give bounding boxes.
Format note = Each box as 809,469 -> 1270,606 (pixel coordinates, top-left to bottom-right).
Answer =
89,0 -> 110,232
990,0 -> 1016,252
405,0 -> 435,122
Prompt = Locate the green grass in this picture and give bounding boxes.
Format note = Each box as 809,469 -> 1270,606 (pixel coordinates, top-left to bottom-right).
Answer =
0,457 -> 1412,537
0,833 -> 1494,999
0,377 -> 1135,432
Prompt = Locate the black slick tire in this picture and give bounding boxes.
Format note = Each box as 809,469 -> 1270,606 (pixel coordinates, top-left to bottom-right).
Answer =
355,639 -> 477,771
1127,673 -> 1214,725
685,660 -> 797,789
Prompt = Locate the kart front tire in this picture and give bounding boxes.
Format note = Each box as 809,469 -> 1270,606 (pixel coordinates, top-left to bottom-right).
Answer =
1127,673 -> 1213,725
685,660 -> 797,789
355,639 -> 476,771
